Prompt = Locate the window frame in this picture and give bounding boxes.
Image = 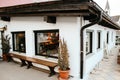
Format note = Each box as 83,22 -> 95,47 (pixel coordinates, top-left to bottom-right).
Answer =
107,31 -> 109,44
11,31 -> 26,53
86,30 -> 93,55
34,29 -> 59,59
97,31 -> 101,49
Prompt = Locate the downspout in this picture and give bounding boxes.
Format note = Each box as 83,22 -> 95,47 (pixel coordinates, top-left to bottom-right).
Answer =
80,11 -> 102,79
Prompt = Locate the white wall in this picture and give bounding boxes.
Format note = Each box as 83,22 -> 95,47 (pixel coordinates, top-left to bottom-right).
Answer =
57,17 -> 81,79
0,16 -> 82,80
0,16 -> 117,80
83,23 -> 116,80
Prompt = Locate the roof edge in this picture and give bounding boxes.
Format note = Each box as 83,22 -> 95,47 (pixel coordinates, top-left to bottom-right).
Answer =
0,0 -> 119,30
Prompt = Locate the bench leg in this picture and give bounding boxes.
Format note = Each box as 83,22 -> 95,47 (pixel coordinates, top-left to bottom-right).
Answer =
7,56 -> 13,62
48,66 -> 56,77
20,59 -> 27,67
27,61 -> 33,69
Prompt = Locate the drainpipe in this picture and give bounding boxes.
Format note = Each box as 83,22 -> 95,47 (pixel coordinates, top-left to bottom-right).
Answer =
80,11 -> 102,79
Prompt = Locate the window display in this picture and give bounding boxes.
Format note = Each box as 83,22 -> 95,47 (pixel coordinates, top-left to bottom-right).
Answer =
34,30 -> 59,58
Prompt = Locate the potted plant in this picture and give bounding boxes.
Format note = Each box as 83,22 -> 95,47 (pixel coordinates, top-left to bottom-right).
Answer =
58,39 -> 70,79
1,34 -> 11,61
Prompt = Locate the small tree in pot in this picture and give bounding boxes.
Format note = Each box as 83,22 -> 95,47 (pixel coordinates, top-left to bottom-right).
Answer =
58,39 -> 70,79
1,34 -> 11,61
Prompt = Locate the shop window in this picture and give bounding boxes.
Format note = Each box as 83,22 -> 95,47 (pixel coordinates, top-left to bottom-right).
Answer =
86,31 -> 93,55
34,30 -> 59,58
12,32 -> 26,53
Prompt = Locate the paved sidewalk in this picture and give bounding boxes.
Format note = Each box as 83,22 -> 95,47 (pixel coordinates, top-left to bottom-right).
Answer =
88,47 -> 120,80
0,47 -> 120,80
0,61 -> 58,80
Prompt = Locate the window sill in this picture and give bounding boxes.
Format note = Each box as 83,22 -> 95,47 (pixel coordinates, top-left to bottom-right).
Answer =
86,52 -> 92,55
97,48 -> 102,52
86,52 -> 94,59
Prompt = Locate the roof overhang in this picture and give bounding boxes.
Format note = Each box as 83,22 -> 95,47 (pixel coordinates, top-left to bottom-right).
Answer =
0,1 -> 92,16
0,1 -> 119,30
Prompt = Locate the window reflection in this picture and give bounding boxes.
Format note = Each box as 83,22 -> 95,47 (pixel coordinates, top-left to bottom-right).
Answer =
86,31 -> 93,55
12,32 -> 26,53
35,30 -> 59,58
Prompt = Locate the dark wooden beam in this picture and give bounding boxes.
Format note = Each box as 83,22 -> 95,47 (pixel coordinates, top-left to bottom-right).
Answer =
4,4 -> 89,14
0,1 -> 91,16
98,15 -> 120,30
0,11 -> 90,17
1,16 -> 10,21
62,0 -> 91,2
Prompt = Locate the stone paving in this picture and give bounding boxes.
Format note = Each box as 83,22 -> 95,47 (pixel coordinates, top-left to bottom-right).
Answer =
0,61 -> 58,80
0,47 -> 120,80
88,47 -> 120,80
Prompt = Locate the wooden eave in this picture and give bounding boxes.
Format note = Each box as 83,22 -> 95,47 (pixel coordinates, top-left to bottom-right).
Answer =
0,1 -> 92,17
99,14 -> 120,29
85,2 -> 120,30
0,1 -> 119,30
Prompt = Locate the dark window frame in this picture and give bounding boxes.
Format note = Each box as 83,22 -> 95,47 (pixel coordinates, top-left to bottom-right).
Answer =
107,32 -> 109,44
97,31 -> 101,49
11,31 -> 26,53
86,30 -> 93,55
34,29 -> 59,59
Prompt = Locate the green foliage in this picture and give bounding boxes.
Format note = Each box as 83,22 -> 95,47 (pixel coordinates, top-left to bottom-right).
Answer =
58,39 -> 69,71
1,34 -> 11,54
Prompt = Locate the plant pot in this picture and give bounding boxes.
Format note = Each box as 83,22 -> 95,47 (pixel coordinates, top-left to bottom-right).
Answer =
2,54 -> 7,61
59,69 -> 70,79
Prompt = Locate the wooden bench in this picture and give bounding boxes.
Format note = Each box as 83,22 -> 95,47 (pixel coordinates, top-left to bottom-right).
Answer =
8,53 -> 58,77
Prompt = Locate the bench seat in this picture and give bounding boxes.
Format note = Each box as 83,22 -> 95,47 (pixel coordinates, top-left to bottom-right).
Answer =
8,53 -> 58,77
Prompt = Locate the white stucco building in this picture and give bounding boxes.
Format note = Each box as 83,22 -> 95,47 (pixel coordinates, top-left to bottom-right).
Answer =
0,0 -> 120,80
